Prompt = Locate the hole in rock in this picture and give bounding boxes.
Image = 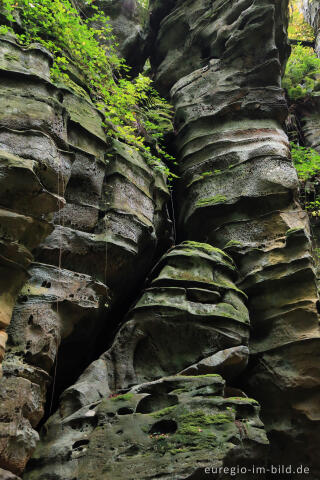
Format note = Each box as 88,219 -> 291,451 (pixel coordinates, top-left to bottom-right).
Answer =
72,439 -> 89,450
136,394 -> 178,414
149,419 -> 178,435
28,315 -> 34,325
124,445 -> 140,456
201,45 -> 211,61
69,416 -> 98,431
117,407 -> 134,415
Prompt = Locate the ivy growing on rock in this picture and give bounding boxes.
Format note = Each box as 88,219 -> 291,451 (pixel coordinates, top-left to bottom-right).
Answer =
0,0 -> 176,179
283,1 -> 320,100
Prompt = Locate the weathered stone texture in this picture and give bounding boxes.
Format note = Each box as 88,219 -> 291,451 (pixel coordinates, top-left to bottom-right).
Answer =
150,0 -> 320,473
24,375 -> 268,480
23,243 -> 269,479
0,31 -> 171,477
104,242 -> 250,391
1,0 -> 320,478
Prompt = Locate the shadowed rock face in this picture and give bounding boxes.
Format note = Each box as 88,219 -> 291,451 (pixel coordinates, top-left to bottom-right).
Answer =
21,243 -> 269,479
294,95 -> 320,295
150,0 -> 320,472
0,32 -> 171,477
23,375 -> 268,480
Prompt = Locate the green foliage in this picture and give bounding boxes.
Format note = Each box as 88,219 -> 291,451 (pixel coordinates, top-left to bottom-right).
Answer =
288,0 -> 315,42
291,142 -> 320,216
151,406 -> 176,418
1,0 -> 175,179
283,44 -> 320,99
196,195 -> 228,207
286,227 -> 303,236
179,411 -> 233,426
150,409 -> 220,455
305,199 -> 320,216
137,0 -> 149,8
291,142 -> 320,180
225,397 -> 259,404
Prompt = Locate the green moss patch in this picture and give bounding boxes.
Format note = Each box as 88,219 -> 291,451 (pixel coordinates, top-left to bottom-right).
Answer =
110,393 -> 134,402
196,195 -> 227,208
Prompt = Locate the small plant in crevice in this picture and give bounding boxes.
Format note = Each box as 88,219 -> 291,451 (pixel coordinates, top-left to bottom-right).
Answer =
305,199 -> 320,217
0,0 -> 176,180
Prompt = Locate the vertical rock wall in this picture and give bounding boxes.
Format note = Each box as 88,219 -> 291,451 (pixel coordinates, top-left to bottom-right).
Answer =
150,0 -> 320,473
1,0 -> 320,478
0,34 -> 69,477
0,30 -> 171,477
23,243 -> 269,480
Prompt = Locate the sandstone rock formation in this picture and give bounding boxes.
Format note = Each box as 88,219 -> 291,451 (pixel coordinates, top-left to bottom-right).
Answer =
150,0 -> 320,472
24,375 -> 268,480
0,29 -> 171,477
0,0 -> 320,478
104,242 -> 250,391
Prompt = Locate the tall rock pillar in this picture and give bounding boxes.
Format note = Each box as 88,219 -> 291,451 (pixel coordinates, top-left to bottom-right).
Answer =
151,0 -> 320,473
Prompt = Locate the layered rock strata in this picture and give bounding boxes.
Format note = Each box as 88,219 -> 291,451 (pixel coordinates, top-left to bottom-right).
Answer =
36,138 -> 172,295
0,34 -> 68,477
0,31 -> 171,477
1,0 -> 320,478
104,241 -> 250,391
150,0 -> 320,472
24,243 -> 269,478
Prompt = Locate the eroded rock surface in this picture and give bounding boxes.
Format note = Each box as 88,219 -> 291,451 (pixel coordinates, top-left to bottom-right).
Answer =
24,375 -> 268,480
24,243 -> 268,478
104,242 -> 250,391
1,0 -> 320,478
150,0 -> 320,473
0,31 -> 171,477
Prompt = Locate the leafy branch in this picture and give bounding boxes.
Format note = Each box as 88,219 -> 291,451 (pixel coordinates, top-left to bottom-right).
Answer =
0,0 -> 176,179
